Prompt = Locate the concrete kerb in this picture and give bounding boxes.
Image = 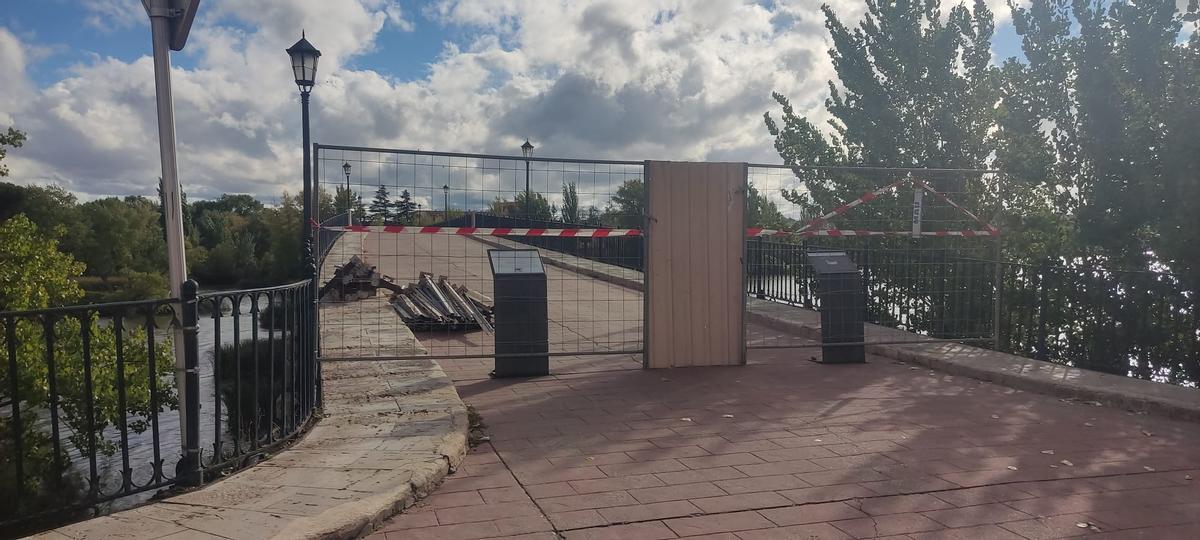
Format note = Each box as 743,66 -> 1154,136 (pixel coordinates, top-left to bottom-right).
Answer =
282,362 -> 469,539
746,299 -> 1200,423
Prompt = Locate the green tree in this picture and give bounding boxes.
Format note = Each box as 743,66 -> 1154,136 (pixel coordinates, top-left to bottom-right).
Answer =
368,185 -> 393,224
333,185 -> 357,219
517,191 -> 555,221
191,194 -> 264,217
0,215 -> 176,517
393,189 -> 417,225
258,194 -> 302,283
747,183 -> 790,230
493,191 -> 555,221
765,0 -> 1000,213
0,183 -> 78,232
1002,0 -> 1200,281
75,198 -> 168,290
561,182 -> 580,223
582,206 -> 602,226
0,127 -> 25,178
602,179 -> 644,228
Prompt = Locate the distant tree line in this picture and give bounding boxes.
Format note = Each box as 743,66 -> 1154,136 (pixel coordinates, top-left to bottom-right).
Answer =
0,179 -> 343,300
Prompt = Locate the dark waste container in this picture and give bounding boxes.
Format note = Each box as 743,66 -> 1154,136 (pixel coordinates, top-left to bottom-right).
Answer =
808,251 -> 866,364
488,249 -> 549,377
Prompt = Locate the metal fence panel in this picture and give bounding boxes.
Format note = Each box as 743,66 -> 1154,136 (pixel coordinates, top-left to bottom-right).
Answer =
743,165 -> 1002,352
315,145 -> 645,362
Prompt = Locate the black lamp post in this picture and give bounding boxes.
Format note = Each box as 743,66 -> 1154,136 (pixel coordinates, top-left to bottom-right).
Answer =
521,140 -> 534,219
442,184 -> 450,222
287,32 -> 322,409
342,162 -> 352,225
286,32 -> 321,266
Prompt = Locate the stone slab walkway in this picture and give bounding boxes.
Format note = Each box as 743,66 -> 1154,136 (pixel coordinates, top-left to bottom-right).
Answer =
372,327 -> 1200,539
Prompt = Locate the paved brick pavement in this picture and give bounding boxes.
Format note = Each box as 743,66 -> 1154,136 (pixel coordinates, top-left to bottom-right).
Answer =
369,330 -> 1200,539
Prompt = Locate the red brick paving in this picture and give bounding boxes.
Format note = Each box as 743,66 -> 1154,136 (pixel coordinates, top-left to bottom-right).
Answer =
368,327 -> 1200,539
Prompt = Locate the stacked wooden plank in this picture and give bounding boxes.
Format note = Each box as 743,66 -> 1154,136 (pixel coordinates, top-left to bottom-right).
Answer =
390,272 -> 494,333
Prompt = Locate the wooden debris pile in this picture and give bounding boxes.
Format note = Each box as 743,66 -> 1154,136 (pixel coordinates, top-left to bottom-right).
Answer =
320,255 -> 402,301
391,272 -> 494,333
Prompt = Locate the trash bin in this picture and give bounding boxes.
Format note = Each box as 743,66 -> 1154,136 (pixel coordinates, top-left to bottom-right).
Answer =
488,249 -> 549,377
808,251 -> 866,364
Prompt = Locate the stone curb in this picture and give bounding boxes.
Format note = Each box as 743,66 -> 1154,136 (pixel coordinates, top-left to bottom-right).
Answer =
747,306 -> 1200,423
274,407 -> 469,540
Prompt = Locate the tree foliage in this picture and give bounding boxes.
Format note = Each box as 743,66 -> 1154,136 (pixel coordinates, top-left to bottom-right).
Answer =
0,216 -> 177,516
0,127 -> 25,178
747,183 -> 790,230
999,0 -> 1200,285
394,189 -> 417,225
561,182 -> 580,224
490,192 -> 556,221
602,179 -> 644,228
368,185 -> 393,224
0,182 -> 305,294
766,0 -> 1000,219
766,0 -> 1200,381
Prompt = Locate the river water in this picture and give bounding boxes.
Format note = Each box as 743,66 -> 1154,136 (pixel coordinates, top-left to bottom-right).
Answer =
57,303 -> 256,511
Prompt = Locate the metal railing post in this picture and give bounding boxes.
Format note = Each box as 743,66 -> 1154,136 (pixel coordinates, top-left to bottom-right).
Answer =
178,279 -> 202,486
1037,261 -> 1050,360
310,144 -> 322,410
754,237 -> 765,299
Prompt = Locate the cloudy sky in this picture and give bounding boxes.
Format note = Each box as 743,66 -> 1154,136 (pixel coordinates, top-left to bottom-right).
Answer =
0,0 -> 1026,202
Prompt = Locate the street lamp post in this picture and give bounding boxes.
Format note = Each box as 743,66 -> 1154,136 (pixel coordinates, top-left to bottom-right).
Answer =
521,140 -> 534,220
443,184 -> 450,222
342,162 -> 352,225
286,32 -> 321,267
286,32 -> 322,411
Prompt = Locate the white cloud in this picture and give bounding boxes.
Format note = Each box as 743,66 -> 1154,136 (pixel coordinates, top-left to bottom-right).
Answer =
1,0 -> 1009,202
0,28 -> 33,126
82,0 -> 148,33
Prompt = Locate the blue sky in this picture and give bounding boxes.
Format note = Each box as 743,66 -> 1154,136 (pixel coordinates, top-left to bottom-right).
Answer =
1,0 -> 459,86
2,1 -> 1027,89
0,0 -> 1033,202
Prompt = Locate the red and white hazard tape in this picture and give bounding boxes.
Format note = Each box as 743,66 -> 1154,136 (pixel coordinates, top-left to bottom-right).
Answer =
748,228 -> 1000,238
327,225 -> 998,238
328,225 -> 642,237
796,177 -> 1000,236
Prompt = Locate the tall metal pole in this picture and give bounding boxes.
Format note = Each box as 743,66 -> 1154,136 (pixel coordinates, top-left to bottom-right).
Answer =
524,159 -> 531,219
147,0 -> 195,479
301,91 -> 313,262
345,172 -> 352,226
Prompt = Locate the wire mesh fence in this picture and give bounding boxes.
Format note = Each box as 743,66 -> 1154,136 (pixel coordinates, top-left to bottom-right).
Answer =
314,145 -> 645,361
744,164 -> 1002,351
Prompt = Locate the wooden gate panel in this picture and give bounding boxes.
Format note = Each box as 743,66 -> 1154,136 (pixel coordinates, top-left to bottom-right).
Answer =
646,161 -> 745,368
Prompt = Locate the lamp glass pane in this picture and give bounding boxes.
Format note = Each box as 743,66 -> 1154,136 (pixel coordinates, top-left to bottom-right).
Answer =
291,56 -> 305,83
